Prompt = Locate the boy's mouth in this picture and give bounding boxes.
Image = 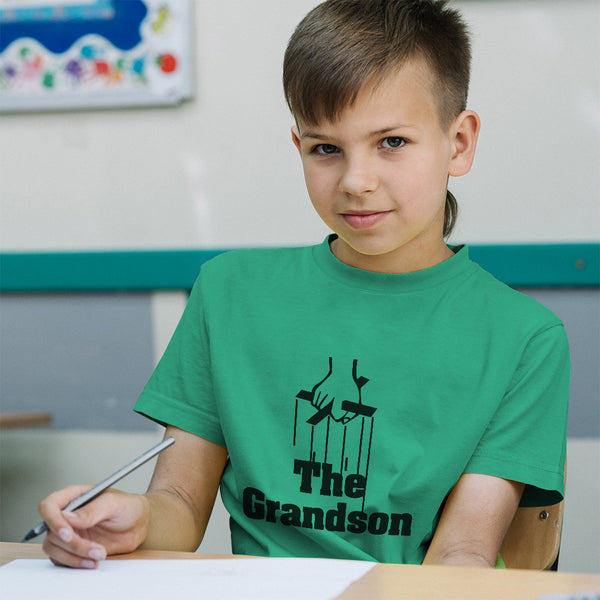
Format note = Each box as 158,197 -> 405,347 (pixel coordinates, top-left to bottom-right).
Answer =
342,210 -> 390,229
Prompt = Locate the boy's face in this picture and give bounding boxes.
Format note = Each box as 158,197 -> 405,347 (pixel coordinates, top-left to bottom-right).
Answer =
292,59 -> 478,273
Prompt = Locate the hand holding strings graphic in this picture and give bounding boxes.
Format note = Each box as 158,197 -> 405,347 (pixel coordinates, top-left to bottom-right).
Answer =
297,358 -> 376,425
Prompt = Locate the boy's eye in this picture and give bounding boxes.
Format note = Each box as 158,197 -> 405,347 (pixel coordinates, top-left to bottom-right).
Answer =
313,143 -> 339,155
381,137 -> 406,149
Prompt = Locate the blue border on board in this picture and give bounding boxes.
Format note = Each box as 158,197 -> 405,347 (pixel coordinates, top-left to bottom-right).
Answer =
0,244 -> 598,293
0,1 -> 147,54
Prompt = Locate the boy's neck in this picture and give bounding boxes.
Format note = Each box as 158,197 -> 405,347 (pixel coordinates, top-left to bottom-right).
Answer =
330,236 -> 455,274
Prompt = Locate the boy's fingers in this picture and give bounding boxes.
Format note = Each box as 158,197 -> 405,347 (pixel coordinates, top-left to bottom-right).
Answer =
40,487 -> 146,566
43,520 -> 107,567
45,515 -> 107,559
38,485 -> 112,569
62,489 -> 128,532
42,533 -> 104,570
62,504 -> 104,530
38,484 -> 93,539
39,484 -> 94,514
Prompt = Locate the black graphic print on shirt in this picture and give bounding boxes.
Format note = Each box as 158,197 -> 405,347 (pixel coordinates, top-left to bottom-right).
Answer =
242,357 -> 413,537
294,357 -> 376,512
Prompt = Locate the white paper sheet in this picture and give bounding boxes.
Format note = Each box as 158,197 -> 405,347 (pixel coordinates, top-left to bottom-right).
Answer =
0,557 -> 375,600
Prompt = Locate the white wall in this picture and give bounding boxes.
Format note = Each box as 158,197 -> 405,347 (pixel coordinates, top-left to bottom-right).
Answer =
0,1 -> 598,250
452,0 -> 600,243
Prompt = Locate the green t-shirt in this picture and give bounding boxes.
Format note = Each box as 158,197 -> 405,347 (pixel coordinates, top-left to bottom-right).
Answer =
135,236 -> 569,564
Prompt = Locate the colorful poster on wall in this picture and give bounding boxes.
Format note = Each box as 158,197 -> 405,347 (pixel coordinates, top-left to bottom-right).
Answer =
0,0 -> 193,111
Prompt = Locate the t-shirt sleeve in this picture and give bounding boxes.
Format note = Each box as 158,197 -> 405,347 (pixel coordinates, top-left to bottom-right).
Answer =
134,272 -> 226,447
465,323 -> 570,507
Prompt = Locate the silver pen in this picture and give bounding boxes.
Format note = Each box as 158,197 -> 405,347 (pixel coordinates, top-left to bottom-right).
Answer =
21,436 -> 175,542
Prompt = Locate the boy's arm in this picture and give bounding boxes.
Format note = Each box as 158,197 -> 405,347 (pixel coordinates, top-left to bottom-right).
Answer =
423,473 -> 524,568
40,426 -> 227,568
141,425 -> 228,550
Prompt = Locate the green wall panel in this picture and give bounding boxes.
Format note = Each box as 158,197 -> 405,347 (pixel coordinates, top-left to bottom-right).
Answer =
1,244 -> 598,292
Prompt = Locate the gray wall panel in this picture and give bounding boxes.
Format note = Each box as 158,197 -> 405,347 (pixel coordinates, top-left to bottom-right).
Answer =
0,294 -> 155,431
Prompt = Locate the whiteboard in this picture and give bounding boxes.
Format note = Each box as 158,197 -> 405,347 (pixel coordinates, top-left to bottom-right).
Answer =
0,0 -> 193,111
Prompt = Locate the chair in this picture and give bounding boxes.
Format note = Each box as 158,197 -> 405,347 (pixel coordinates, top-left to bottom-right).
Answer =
500,463 -> 566,570
500,499 -> 564,569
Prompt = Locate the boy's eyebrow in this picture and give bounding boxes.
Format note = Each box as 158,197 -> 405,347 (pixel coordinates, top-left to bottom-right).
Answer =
300,125 -> 416,140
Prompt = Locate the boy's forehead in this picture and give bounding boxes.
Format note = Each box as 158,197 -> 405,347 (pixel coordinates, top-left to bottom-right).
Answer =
297,58 -> 441,134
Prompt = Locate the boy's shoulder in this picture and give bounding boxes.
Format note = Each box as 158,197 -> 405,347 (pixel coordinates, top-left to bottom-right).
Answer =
204,244 -> 309,271
468,258 -> 563,330
197,244 -> 314,288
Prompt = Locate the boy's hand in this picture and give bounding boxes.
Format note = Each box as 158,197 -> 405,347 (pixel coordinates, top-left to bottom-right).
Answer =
38,426 -> 228,568
39,485 -> 149,569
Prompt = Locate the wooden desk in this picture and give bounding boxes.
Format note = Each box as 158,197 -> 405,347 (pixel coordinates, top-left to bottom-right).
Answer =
1,543 -> 599,599
0,411 -> 52,429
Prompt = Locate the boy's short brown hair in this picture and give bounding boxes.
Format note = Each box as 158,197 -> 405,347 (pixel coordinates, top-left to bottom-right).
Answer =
283,0 -> 472,237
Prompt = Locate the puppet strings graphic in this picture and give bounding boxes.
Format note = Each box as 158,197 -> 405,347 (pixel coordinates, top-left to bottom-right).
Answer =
294,358 -> 377,512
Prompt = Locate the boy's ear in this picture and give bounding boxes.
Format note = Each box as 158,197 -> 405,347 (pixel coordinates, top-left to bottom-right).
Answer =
448,110 -> 480,177
291,125 -> 303,155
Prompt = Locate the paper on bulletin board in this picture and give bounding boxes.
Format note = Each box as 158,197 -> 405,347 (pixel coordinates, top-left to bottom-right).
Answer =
0,0 -> 194,111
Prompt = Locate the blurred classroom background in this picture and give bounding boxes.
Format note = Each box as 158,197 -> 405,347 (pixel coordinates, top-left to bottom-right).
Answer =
0,0 -> 598,573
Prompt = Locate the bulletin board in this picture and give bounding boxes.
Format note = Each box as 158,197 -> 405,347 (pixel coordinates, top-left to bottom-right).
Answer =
0,0 -> 193,111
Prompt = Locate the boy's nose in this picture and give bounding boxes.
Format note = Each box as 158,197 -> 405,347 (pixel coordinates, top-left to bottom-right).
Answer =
338,157 -> 379,197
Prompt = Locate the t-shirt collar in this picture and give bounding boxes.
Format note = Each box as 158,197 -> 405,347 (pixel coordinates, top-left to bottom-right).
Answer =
311,234 -> 472,293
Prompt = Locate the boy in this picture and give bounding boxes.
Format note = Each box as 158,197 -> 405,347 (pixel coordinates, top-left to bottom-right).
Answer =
39,0 -> 569,569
